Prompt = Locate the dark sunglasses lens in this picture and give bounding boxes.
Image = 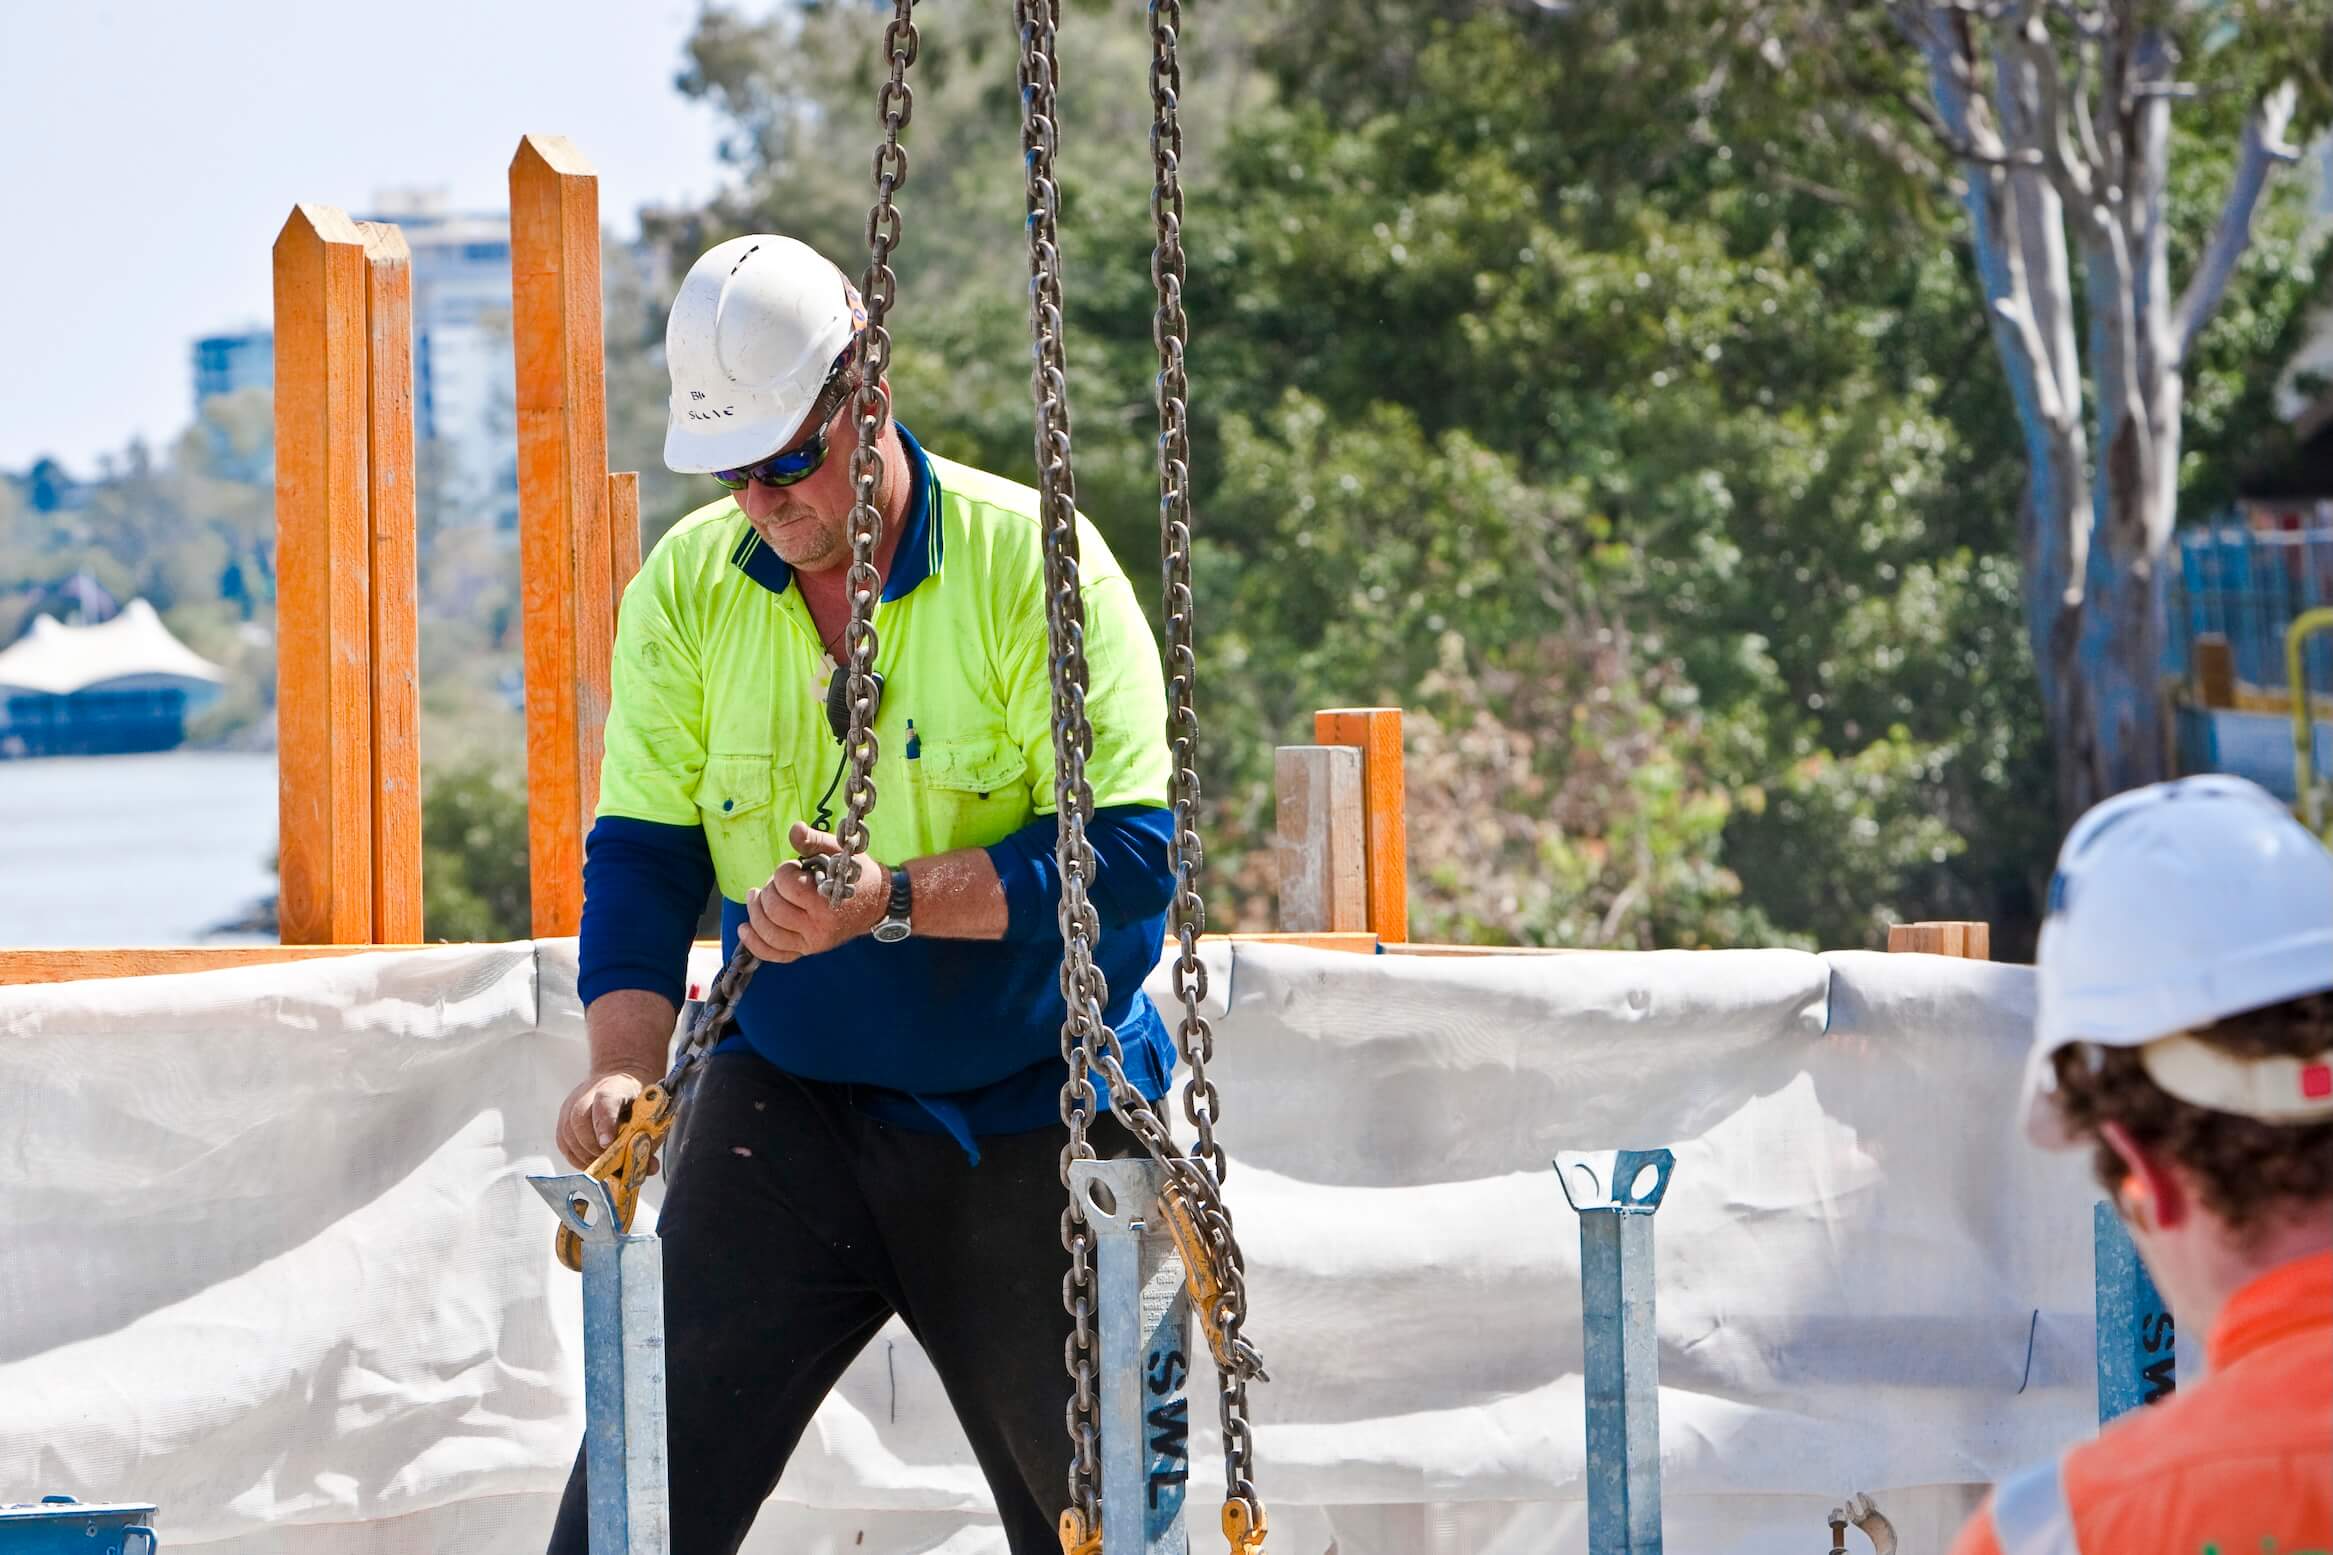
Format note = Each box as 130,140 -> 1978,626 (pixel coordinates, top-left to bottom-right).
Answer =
715,431 -> 826,492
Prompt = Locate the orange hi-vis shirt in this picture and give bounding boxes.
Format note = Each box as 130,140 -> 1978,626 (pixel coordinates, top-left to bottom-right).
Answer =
1949,1251 -> 2331,1555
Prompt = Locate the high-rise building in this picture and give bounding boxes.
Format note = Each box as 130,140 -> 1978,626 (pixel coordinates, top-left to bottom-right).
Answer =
362,188 -> 521,532
191,329 -> 274,407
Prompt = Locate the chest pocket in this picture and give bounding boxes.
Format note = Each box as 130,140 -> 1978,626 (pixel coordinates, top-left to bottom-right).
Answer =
694,753 -> 787,901
912,731 -> 1035,851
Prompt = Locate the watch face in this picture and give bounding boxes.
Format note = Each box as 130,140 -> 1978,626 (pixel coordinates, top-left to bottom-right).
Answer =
873,919 -> 911,944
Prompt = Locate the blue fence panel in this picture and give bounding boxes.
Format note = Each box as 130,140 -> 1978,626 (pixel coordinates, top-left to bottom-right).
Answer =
2166,525 -> 2333,694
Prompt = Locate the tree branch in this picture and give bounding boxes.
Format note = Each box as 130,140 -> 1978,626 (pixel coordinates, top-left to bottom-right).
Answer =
1992,44 -> 2082,432
2174,81 -> 2303,365
1899,3 -> 2072,433
2006,0 -> 2100,209
1883,5 -> 2043,167
2064,22 -> 2107,175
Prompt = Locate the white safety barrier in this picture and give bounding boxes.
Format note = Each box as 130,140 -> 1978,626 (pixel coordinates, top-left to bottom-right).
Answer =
0,940 -> 2095,1554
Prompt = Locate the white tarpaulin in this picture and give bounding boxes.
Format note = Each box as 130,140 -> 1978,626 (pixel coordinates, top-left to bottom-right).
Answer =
0,940 -> 2100,1554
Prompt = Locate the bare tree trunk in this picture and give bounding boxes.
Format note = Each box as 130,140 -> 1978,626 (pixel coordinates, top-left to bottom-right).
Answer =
2059,545 -> 2171,817
1897,2 -> 2299,826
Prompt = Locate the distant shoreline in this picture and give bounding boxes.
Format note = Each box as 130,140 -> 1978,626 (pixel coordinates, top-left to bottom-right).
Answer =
0,749 -> 278,948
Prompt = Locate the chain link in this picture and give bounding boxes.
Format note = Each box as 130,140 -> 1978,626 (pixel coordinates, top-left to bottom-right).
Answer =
819,0 -> 919,908
558,9 -> 922,1263
554,7 -> 918,1170
1016,1 -> 1268,1545
1014,3 -> 1102,1529
1146,0 -> 1265,1529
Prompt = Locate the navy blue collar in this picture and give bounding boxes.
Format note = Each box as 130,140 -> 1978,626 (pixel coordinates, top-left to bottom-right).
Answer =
728,422 -> 942,603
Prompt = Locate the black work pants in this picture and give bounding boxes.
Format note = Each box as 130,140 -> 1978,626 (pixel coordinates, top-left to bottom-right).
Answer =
546,1050 -> 1131,1555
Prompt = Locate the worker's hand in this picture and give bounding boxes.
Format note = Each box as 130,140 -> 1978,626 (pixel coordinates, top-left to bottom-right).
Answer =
741,823 -> 889,962
556,1070 -> 649,1170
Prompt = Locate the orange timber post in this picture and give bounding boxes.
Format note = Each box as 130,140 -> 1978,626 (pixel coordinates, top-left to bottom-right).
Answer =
358,220 -> 422,942
1886,921 -> 1992,959
510,134 -> 617,938
273,206 -> 376,945
1314,707 -> 1407,943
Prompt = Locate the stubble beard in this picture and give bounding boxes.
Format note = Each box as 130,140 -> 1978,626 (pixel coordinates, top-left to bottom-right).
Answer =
752,441 -> 895,575
759,496 -> 846,572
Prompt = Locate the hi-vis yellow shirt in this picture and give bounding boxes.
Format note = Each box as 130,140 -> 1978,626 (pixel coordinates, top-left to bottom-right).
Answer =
598,431 -> 1170,899
590,427 -> 1180,1113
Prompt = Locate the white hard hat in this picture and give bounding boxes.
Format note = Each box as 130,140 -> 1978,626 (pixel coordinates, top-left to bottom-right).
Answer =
2020,774 -> 2333,1147
663,235 -> 867,475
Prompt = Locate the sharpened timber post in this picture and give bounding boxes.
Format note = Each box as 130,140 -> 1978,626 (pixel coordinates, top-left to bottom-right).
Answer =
1558,1148 -> 1674,1555
1070,1157 -> 1194,1555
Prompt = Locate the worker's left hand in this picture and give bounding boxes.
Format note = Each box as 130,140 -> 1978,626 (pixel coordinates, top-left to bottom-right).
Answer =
742,822 -> 888,962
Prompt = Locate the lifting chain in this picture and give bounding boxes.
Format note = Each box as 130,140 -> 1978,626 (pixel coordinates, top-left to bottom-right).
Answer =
1015,2 -> 1268,1550
1013,3 -> 1105,1530
551,1 -> 919,1269
817,0 -> 920,907
1149,0 -> 1265,1545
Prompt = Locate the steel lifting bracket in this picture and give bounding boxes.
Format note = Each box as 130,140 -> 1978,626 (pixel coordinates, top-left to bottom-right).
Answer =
1070,1157 -> 1196,1555
1556,1148 -> 1675,1555
531,1173 -> 672,1555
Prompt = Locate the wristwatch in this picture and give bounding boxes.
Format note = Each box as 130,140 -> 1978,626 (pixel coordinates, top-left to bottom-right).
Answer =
872,866 -> 914,944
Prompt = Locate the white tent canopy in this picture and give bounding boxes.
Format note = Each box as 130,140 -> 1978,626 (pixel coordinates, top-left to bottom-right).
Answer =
0,599 -> 226,698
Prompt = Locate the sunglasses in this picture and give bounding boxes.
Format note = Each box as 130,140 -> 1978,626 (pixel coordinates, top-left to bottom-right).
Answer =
714,432 -> 829,492
714,362 -> 857,492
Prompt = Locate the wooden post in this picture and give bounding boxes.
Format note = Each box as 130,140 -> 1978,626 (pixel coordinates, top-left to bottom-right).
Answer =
273,205 -> 375,945
359,221 -> 423,943
1275,745 -> 1366,933
608,470 -> 640,634
1314,707 -> 1407,942
511,134 -> 615,937
1886,921 -> 1992,959
2192,634 -> 2237,710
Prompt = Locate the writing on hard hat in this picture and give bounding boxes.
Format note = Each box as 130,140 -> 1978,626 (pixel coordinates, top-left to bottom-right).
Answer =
2020,774 -> 2333,1147
664,235 -> 868,476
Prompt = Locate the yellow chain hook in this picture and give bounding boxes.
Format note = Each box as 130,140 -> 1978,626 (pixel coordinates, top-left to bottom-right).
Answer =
1160,1184 -> 1238,1371
554,1082 -> 676,1272
1057,1508 -> 1100,1555
1223,1495 -> 1268,1555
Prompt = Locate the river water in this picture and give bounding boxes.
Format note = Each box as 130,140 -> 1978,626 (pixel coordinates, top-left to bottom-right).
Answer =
0,750 -> 278,946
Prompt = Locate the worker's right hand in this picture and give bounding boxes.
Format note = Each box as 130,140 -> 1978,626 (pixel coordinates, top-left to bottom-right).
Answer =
556,1070 -> 649,1170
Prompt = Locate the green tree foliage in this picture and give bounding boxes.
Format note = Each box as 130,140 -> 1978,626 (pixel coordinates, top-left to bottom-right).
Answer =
421,758 -> 534,942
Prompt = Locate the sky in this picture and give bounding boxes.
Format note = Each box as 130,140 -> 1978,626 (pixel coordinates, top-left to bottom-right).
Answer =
0,1 -> 738,473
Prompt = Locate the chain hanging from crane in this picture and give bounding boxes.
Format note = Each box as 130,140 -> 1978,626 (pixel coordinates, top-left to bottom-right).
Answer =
1013,4 -> 1269,1552
550,0 -> 919,1268
819,0 -> 920,907
1148,1 -> 1267,1544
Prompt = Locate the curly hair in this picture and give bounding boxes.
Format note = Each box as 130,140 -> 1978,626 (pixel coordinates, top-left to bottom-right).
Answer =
2050,994 -> 2333,1244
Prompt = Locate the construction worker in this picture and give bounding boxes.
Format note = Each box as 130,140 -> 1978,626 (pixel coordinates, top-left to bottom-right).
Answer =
1949,774 -> 2333,1555
546,235 -> 1178,1554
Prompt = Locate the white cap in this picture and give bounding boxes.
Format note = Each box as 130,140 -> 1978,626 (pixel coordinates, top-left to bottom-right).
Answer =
663,235 -> 867,475
2021,774 -> 2333,1147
